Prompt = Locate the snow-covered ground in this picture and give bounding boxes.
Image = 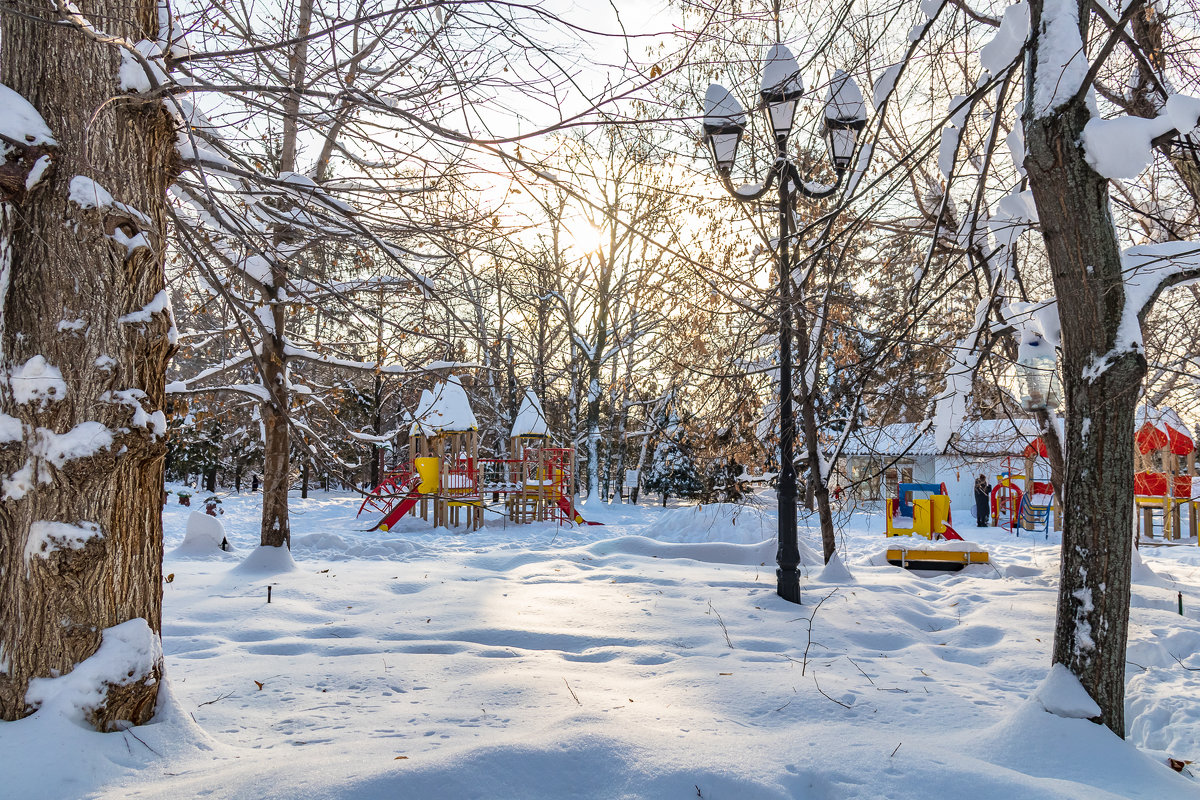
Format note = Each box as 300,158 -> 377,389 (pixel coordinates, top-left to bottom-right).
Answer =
6,488 -> 1200,799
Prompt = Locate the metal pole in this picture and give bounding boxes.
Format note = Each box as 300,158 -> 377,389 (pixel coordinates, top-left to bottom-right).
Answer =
775,147 -> 801,605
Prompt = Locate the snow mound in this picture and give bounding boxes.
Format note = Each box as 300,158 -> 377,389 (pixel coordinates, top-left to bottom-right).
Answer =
639,503 -> 775,545
1130,545 -> 1172,588
586,534 -> 779,567
232,544 -> 298,575
172,511 -> 229,556
966,695 -> 1195,798
817,552 -> 855,583
25,618 -> 161,728
1035,663 -> 1102,719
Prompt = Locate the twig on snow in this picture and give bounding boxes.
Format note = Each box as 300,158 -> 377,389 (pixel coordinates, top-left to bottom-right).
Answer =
563,678 -> 581,705
707,600 -> 734,649
812,673 -> 852,709
801,588 -> 838,676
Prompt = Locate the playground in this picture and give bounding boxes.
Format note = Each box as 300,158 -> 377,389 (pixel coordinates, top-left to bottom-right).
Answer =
6,485 -> 1198,800
357,379 -> 599,533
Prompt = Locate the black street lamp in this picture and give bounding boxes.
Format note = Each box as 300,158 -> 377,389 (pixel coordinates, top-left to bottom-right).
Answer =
702,46 -> 866,604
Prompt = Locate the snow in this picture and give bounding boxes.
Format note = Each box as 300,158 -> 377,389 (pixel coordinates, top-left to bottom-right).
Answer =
25,155 -> 52,191
412,375 -> 478,434
24,520 -> 102,565
1030,0 -> 1089,117
980,2 -> 1031,76
1036,663 -> 1102,719
760,44 -> 803,98
702,83 -> 745,129
9,355 -> 67,406
0,82 -> 56,149
25,618 -> 162,728
119,289 -> 171,324
118,39 -> 168,93
872,63 -> 903,111
1081,95 -> 1200,180
174,511 -> 229,556
824,69 -> 866,124
0,412 -> 21,443
4,489 -> 1200,798
1086,240 -> 1200,380
32,421 -> 113,468
232,544 -> 298,575
510,388 -> 549,438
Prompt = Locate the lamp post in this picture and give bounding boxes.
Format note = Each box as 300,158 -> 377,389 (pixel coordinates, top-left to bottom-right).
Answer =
703,47 -> 866,604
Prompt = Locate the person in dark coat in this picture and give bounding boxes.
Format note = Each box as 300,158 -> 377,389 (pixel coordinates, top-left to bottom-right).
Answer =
974,474 -> 991,527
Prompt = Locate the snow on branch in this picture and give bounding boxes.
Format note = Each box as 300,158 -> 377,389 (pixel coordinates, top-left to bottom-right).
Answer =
1081,94 -> 1200,180
931,295 -> 993,451
1029,0 -> 1088,118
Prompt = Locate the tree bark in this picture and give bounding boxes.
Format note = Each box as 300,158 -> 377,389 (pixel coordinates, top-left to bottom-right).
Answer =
0,0 -> 174,726
1024,18 -> 1140,734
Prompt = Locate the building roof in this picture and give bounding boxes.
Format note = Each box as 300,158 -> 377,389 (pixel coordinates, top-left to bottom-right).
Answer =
843,417 -> 1043,458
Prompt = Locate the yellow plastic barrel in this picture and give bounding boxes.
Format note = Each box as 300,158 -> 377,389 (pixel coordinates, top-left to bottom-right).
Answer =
415,457 -> 440,494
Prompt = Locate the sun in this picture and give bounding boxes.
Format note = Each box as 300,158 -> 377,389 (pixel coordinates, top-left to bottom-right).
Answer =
562,221 -> 605,255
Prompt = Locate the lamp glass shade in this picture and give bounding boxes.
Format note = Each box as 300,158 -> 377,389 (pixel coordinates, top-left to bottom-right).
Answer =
765,98 -> 797,140
707,130 -> 742,173
824,126 -> 857,170
1016,343 -> 1060,412
703,83 -> 746,173
760,44 -> 804,140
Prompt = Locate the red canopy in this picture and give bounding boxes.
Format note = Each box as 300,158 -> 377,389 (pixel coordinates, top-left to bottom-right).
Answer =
1023,437 -> 1048,458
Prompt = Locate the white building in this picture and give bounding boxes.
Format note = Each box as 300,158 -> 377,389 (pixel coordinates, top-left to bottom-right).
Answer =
838,418 -> 1046,515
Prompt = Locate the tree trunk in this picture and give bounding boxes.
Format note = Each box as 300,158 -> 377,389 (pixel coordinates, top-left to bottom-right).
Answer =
795,307 -> 838,564
255,0 -> 312,549
1024,41 -> 1140,735
259,345 -> 291,547
0,0 -> 174,726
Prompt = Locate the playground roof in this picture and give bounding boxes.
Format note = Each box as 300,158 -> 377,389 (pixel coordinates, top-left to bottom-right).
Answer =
511,389 -> 549,438
843,418 -> 1044,458
411,376 -> 478,435
1134,405 -> 1194,455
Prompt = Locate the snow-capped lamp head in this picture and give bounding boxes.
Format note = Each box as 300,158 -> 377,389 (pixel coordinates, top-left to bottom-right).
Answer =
760,44 -> 805,143
1015,334 -> 1061,412
703,83 -> 746,176
822,69 -> 868,171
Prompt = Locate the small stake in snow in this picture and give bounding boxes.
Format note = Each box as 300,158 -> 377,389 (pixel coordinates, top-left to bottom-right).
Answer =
267,585 -> 272,603
1180,591 -> 1184,616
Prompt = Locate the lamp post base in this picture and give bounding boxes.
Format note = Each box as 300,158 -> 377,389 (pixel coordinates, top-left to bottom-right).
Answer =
776,568 -> 802,604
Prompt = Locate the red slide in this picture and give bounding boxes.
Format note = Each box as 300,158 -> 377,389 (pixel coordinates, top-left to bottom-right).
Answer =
370,488 -> 422,532
939,524 -> 964,541
556,495 -> 604,525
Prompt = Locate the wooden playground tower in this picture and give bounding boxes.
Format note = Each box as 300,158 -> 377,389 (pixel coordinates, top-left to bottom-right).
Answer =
358,381 -> 591,531
1134,406 -> 1197,543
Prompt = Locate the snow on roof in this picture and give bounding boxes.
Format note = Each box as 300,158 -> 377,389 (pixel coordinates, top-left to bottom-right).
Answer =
411,376 -> 477,435
510,389 -> 548,438
844,418 -> 1043,458
1135,405 -> 1193,441
409,389 -> 435,437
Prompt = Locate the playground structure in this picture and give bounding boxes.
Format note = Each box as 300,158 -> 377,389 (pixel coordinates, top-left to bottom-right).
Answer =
1134,407 -> 1197,543
358,381 -> 596,532
990,438 -> 1061,538
885,482 -> 990,570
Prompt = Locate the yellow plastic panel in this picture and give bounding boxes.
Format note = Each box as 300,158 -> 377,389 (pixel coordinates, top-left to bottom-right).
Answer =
415,457 -> 440,493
